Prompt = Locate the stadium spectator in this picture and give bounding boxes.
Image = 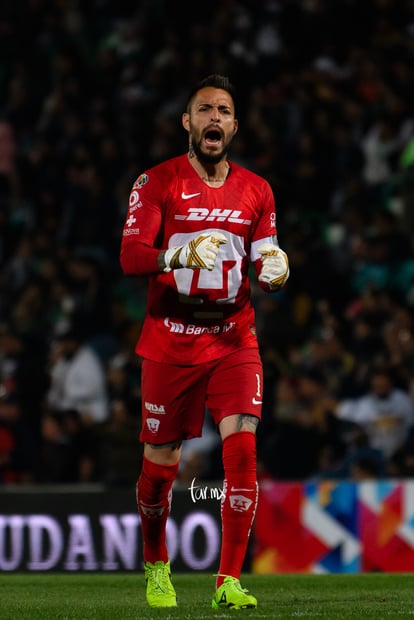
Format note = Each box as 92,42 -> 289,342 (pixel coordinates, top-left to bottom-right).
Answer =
0,392 -> 37,483
47,320 -> 109,427
95,398 -> 141,486
36,409 -> 96,483
325,367 -> 414,467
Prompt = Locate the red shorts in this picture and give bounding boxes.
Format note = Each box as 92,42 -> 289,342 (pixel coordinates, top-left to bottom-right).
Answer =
140,348 -> 263,444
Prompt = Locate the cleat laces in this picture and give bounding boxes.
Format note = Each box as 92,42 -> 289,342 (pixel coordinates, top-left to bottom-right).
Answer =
145,560 -> 176,607
147,565 -> 170,594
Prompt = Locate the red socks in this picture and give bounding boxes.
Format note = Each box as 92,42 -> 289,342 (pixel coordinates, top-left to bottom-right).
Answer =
136,457 -> 179,564
217,431 -> 258,587
137,434 -> 258,580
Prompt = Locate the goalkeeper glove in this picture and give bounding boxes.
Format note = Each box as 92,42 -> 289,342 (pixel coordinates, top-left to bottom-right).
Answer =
163,232 -> 227,272
257,244 -> 290,291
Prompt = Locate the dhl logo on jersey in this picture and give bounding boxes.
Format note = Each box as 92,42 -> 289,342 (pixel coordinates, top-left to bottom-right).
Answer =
175,207 -> 251,225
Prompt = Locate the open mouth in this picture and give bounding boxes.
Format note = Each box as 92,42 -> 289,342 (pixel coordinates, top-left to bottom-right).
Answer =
204,129 -> 222,146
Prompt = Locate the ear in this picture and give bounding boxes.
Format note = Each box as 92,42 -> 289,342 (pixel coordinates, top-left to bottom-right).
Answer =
233,119 -> 238,135
182,112 -> 190,131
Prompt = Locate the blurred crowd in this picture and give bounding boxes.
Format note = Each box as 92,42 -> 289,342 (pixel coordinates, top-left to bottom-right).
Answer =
1,0 -> 414,485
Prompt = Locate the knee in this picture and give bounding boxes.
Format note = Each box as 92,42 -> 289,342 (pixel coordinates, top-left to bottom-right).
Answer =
144,441 -> 182,466
219,414 -> 259,440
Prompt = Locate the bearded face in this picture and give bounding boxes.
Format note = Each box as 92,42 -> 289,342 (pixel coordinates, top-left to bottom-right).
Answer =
189,124 -> 233,164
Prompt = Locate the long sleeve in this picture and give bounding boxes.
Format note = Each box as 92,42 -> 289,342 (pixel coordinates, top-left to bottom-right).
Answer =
120,241 -> 161,276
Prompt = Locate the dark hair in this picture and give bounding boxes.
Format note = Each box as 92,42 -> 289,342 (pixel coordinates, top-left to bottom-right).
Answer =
186,74 -> 236,112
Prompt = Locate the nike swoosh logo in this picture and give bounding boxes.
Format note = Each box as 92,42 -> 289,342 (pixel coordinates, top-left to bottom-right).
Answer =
252,397 -> 262,405
181,192 -> 201,200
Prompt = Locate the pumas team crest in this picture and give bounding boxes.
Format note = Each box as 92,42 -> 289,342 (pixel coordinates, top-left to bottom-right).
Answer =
146,418 -> 160,433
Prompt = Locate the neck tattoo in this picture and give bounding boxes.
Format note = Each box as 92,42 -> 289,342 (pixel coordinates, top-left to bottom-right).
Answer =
201,163 -> 230,183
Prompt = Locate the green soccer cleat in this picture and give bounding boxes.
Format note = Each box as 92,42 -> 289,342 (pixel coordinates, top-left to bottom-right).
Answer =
212,576 -> 257,610
144,560 -> 177,607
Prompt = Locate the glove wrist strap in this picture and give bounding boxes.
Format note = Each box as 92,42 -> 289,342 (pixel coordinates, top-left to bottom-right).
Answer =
163,246 -> 185,271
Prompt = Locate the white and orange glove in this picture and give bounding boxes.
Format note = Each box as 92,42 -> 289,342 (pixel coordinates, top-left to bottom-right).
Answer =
258,244 -> 290,291
164,232 -> 227,272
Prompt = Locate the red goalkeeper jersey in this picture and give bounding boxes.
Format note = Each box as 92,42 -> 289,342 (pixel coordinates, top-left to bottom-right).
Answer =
120,154 -> 278,364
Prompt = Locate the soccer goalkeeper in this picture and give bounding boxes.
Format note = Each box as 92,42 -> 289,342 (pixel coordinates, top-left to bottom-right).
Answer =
120,74 -> 289,610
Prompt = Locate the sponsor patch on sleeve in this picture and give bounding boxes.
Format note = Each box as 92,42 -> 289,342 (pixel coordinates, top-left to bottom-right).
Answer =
133,173 -> 149,189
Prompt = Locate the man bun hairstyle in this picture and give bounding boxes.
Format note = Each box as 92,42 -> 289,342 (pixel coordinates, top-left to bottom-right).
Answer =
186,74 -> 236,112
